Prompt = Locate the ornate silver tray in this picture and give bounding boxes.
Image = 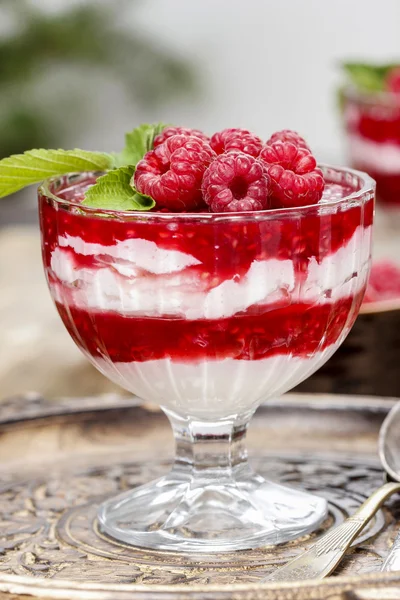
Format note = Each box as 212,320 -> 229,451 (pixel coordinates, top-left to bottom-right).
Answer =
1,393 -> 400,599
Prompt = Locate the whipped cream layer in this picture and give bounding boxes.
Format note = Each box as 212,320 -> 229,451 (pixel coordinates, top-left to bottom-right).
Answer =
49,226 -> 371,319
95,351 -> 336,420
347,133 -> 400,174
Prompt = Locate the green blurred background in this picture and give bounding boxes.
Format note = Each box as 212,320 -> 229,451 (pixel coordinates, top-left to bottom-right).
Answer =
0,0 -> 197,224
0,0 -> 195,158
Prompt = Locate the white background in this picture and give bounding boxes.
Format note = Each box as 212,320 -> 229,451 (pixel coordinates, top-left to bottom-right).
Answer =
28,0 -> 400,163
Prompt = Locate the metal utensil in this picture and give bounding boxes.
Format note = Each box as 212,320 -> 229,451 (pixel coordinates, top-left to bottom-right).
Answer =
380,402 -> 400,572
266,401 -> 400,582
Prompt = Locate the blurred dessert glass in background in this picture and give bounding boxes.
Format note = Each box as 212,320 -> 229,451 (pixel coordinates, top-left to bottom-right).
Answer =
295,62 -> 400,398
340,62 -> 400,207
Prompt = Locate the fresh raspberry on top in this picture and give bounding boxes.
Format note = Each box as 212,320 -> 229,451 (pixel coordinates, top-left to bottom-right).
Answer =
210,128 -> 263,157
259,142 -> 324,208
153,126 -> 209,148
201,152 -> 270,212
134,135 -> 216,211
266,129 -> 310,151
386,67 -> 400,94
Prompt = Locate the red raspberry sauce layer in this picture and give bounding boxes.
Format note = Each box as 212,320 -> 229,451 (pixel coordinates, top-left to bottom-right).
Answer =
352,168 -> 400,207
347,102 -> 400,144
55,294 -> 363,363
40,189 -> 373,282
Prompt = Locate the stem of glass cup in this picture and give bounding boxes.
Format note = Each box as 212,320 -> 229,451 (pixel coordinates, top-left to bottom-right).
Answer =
163,409 -> 253,481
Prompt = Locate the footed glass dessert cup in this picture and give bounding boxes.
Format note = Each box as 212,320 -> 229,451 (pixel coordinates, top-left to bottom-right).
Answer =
39,165 -> 375,552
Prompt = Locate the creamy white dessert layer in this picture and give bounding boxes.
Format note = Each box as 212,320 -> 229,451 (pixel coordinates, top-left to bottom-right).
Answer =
347,133 -> 400,174
94,351 -> 337,420
49,226 -> 371,319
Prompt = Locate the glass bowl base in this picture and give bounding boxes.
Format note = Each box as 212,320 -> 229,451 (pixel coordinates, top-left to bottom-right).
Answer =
97,470 -> 327,552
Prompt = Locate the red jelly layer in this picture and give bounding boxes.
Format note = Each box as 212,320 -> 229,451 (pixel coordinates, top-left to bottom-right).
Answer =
39,194 -> 373,285
352,165 -> 400,206
345,97 -> 400,144
55,294 -> 364,363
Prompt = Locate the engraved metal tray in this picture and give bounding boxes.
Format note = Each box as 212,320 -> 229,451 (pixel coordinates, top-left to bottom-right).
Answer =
1,393 -> 400,599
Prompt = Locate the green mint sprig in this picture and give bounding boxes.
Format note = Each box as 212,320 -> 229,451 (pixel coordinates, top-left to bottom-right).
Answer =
341,62 -> 399,94
0,148 -> 114,199
0,122 -> 168,211
83,122 -> 167,210
114,122 -> 168,167
84,165 -> 155,211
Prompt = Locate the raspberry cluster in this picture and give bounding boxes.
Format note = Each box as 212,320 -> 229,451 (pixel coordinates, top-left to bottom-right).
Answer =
386,67 -> 400,94
134,126 -> 325,213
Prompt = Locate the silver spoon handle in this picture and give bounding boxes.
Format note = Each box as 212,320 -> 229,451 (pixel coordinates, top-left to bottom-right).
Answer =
381,531 -> 400,571
265,481 -> 400,582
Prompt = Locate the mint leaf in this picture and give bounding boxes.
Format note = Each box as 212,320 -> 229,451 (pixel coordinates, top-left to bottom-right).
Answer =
83,165 -> 155,211
0,148 -> 114,199
342,62 -> 399,93
116,122 -> 168,166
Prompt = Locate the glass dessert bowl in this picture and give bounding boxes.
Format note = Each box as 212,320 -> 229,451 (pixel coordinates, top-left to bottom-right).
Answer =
38,165 -> 374,552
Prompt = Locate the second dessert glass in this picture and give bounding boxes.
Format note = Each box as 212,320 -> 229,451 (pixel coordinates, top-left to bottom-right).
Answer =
342,87 -> 400,206
39,165 -> 374,552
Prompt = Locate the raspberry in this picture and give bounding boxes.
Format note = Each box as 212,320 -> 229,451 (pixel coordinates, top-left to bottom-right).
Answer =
266,129 -> 310,151
153,126 -> 209,148
201,152 -> 270,212
134,135 -> 216,211
364,261 -> 400,303
259,142 -> 324,208
210,128 -> 263,157
386,67 -> 400,94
